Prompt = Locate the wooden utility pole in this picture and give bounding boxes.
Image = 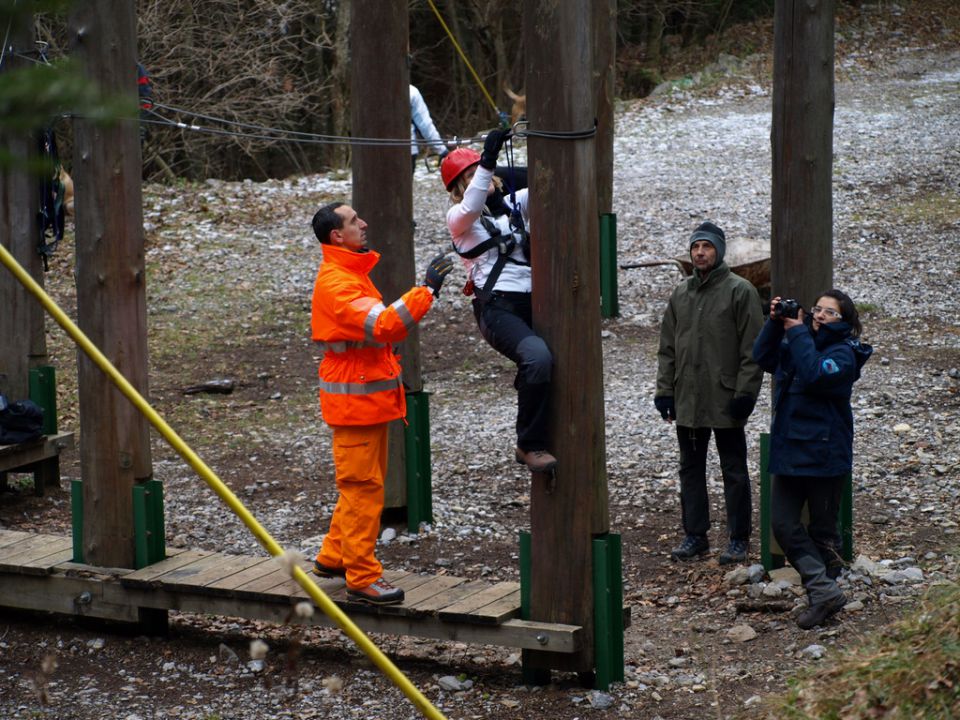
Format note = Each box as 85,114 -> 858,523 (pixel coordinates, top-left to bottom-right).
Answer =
350,0 -> 417,511
69,0 -> 153,568
524,0 -> 608,674
594,0 -> 617,215
771,0 -> 835,303
0,14 -> 47,400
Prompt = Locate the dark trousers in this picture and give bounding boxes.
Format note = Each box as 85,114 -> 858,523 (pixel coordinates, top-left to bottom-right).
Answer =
676,425 -> 751,540
473,292 -> 552,451
771,474 -> 845,604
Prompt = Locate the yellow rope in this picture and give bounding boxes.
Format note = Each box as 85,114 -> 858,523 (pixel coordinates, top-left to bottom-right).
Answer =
426,0 -> 500,117
0,242 -> 447,720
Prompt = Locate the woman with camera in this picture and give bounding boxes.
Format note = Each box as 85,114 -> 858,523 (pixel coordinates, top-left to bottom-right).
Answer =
753,290 -> 873,629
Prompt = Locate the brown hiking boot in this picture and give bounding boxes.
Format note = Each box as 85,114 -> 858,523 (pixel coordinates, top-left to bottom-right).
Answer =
515,447 -> 558,473
347,577 -> 404,606
312,560 -> 346,579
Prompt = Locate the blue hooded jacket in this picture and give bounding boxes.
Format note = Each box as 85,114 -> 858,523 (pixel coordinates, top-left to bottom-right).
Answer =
753,316 -> 872,477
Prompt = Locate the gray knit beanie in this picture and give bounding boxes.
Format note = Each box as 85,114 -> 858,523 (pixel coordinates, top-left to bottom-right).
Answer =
689,221 -> 726,265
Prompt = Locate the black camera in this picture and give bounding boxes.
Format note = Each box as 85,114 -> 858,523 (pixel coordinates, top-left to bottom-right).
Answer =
773,298 -> 802,319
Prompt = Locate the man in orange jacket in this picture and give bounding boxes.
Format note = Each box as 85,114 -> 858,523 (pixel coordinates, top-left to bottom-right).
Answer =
309,202 -> 452,605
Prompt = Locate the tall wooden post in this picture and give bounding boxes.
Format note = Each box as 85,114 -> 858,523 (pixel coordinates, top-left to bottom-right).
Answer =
524,0 -> 608,674
771,0 -> 835,303
593,0 -> 616,216
69,0 -> 153,568
0,14 -> 47,400
350,1 -> 418,512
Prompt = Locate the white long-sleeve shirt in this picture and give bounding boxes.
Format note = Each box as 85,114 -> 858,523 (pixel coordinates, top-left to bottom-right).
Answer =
446,165 -> 531,293
410,85 -> 446,157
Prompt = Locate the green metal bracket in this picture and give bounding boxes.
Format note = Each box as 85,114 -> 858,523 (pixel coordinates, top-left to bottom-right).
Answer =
592,533 -> 624,690
71,479 -> 83,563
29,365 -> 57,435
760,432 -> 854,571
519,530 -> 531,620
599,213 -> 619,319
133,479 -> 166,568
403,390 -> 433,532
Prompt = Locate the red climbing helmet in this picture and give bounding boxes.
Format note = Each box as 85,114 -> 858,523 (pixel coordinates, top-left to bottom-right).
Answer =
440,148 -> 481,191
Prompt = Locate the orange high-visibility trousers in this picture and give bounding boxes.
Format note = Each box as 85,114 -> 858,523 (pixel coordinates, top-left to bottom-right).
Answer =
317,423 -> 388,589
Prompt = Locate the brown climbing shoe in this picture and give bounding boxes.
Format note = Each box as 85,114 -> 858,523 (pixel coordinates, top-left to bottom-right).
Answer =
515,447 -> 558,473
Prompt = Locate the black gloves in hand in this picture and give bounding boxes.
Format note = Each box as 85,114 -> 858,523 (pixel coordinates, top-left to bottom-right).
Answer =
727,395 -> 756,421
479,128 -> 511,170
424,253 -> 454,297
654,396 -> 675,422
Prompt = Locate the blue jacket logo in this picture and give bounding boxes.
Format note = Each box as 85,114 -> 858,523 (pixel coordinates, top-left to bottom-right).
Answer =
821,358 -> 840,374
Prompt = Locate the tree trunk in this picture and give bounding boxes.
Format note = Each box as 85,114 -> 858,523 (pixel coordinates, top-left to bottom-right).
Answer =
0,14 -> 47,400
350,0 -> 417,511
69,0 -> 153,568
524,0 -> 607,675
771,0 -> 835,305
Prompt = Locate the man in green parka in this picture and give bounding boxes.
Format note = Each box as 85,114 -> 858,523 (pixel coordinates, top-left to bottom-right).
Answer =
655,221 -> 763,565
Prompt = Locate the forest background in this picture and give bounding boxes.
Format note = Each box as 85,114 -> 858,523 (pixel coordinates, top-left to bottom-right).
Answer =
31,0 -> 795,182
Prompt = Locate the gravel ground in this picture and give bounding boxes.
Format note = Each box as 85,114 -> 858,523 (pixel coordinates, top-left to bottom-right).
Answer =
2,17 -> 959,720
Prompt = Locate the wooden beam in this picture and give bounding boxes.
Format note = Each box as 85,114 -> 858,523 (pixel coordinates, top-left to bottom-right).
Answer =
68,0 -> 154,568
350,0 -> 417,512
0,11 -> 47,399
771,0 -> 835,303
524,0 -> 606,674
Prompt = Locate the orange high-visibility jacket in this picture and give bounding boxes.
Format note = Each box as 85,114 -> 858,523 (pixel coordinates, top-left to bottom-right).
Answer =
311,243 -> 434,426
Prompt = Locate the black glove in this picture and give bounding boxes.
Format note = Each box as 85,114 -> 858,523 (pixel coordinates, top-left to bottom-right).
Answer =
727,395 -> 756,421
480,128 -> 511,170
654,396 -> 675,422
438,149 -> 449,161
424,253 -> 454,297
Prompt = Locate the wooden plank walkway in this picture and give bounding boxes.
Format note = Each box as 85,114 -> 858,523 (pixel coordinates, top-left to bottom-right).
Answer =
0,529 -> 583,653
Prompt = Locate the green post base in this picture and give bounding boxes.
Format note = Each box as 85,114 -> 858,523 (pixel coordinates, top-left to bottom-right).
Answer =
133,479 -> 166,568
29,365 -> 57,435
403,391 -> 432,532
760,432 -> 854,571
592,533 -> 624,690
599,213 -> 619,319
71,479 -> 83,563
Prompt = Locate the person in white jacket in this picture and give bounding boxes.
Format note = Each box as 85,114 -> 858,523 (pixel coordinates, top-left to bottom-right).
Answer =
410,85 -> 448,172
439,131 -> 556,474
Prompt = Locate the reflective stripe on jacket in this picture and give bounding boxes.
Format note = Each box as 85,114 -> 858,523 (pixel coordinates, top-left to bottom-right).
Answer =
311,243 -> 434,426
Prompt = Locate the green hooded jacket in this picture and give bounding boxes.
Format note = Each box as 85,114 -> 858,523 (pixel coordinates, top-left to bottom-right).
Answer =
656,262 -> 763,428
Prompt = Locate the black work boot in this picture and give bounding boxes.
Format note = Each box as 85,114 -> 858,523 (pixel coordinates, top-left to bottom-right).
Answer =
719,538 -> 749,565
670,534 -> 709,561
796,593 -> 847,629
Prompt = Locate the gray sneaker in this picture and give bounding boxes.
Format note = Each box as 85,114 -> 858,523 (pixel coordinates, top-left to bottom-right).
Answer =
719,539 -> 748,565
670,534 -> 709,561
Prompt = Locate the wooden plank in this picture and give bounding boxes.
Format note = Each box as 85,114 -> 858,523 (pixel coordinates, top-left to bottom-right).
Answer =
373,574 -> 465,614
438,583 -> 521,625
0,534 -> 71,571
0,433 -> 74,470
168,553 -> 265,591
110,581 -> 583,652
409,579 -> 489,614
0,532 -> 54,560
467,589 -> 522,625
0,529 -> 34,549
231,565 -> 295,598
0,571 -> 139,622
121,549 -> 212,587
203,557 -> 278,595
17,546 -> 75,576
154,554 -> 246,592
